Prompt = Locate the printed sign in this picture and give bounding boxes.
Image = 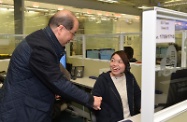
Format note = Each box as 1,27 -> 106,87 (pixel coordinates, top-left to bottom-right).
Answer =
156,19 -> 175,43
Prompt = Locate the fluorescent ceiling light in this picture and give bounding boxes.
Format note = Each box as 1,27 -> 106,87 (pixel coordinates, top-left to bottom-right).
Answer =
138,6 -> 152,10
163,0 -> 187,7
26,7 -> 49,12
165,0 -> 183,3
98,0 -> 119,3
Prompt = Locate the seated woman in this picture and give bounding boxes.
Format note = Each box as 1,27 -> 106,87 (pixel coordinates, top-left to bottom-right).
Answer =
92,50 -> 141,122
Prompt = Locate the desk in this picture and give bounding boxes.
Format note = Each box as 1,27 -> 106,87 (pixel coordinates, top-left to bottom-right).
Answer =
119,100 -> 187,122
117,93 -> 167,122
71,77 -> 96,89
155,65 -> 183,71
71,77 -> 168,121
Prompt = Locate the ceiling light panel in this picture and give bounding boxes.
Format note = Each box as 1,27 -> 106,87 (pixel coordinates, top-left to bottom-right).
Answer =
97,0 -> 119,3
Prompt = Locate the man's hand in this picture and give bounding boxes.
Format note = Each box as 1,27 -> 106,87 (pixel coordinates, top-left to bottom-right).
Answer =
93,96 -> 102,110
55,95 -> 61,100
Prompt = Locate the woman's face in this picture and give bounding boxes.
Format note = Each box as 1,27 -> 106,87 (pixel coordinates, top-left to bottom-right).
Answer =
110,54 -> 125,77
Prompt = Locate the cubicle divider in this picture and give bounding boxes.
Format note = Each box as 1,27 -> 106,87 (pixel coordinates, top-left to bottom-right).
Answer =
67,56 -> 110,77
66,33 -> 142,61
67,56 -> 142,88
0,59 -> 10,72
142,7 -> 187,122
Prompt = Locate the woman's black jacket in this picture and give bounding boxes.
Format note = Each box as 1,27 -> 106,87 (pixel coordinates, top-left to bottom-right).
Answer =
92,71 -> 141,122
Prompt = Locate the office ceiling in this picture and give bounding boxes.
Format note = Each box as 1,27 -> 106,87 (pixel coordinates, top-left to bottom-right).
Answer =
27,0 -> 187,15
119,0 -> 187,13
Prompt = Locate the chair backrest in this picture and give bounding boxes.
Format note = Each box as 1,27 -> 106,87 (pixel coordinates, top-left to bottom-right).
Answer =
165,68 -> 187,107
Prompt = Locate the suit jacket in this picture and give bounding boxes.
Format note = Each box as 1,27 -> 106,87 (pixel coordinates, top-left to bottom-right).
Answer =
0,26 -> 93,122
92,71 -> 141,122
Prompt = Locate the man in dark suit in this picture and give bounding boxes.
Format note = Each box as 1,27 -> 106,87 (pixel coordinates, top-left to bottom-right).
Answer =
0,9 -> 102,122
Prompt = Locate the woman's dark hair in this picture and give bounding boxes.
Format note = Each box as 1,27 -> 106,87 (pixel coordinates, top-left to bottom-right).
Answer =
110,50 -> 130,72
48,15 -> 74,30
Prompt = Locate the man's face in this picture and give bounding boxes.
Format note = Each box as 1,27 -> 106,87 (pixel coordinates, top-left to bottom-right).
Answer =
56,20 -> 78,46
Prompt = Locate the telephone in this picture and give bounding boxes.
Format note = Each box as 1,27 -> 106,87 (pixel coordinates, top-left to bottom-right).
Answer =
70,66 -> 84,79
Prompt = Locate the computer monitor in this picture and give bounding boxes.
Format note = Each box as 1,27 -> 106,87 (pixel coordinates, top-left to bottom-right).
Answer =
60,54 -> 66,68
99,48 -> 115,60
86,49 -> 99,59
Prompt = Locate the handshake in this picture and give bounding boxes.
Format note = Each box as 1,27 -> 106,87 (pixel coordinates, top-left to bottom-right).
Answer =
93,96 -> 102,110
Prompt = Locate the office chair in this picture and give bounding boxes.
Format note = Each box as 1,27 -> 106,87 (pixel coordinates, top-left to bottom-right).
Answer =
156,68 -> 187,109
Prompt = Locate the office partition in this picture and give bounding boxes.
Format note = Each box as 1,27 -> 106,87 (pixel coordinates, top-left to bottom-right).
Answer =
142,7 -> 187,122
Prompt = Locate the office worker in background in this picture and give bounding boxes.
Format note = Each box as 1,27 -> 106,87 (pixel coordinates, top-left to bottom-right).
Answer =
124,46 -> 137,62
0,10 -> 102,122
92,50 -> 141,122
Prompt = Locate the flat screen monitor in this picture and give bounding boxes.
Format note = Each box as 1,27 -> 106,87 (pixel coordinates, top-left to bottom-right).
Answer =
86,49 -> 99,59
60,54 -> 66,68
99,48 -> 115,60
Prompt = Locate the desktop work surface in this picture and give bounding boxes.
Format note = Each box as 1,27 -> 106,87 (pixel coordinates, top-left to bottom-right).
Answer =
71,77 -> 142,122
70,76 -> 181,122
71,77 -> 96,89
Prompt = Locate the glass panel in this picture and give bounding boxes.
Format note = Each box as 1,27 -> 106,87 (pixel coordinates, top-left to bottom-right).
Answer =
0,34 -> 25,59
155,18 -> 187,113
124,34 -> 142,62
184,38 -> 187,67
0,10 -> 14,34
70,36 -> 83,57
85,34 -> 119,60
